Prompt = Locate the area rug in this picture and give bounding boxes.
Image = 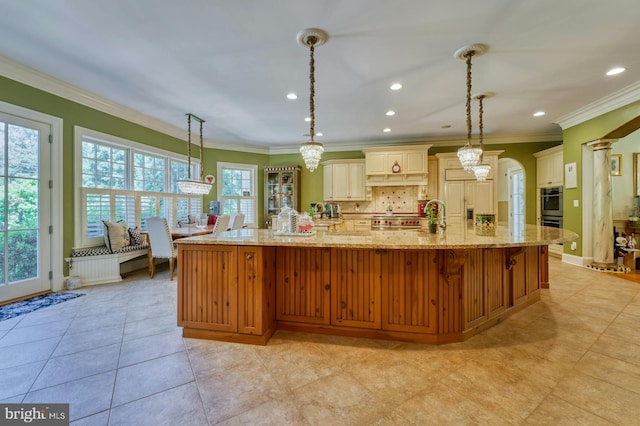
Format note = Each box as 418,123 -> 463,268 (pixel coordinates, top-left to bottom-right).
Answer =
0,292 -> 84,321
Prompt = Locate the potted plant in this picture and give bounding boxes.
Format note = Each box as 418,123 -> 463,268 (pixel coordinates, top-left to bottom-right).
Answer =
426,204 -> 439,234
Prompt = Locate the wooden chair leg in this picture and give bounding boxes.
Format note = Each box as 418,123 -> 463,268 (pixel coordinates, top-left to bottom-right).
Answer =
148,248 -> 154,278
169,258 -> 174,280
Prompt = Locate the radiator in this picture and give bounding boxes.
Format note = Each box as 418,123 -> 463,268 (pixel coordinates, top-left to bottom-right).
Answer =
65,253 -> 122,286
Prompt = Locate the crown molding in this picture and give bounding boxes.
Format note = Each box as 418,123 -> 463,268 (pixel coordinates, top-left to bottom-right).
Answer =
269,132 -> 562,155
0,53 -> 563,156
554,81 -> 640,130
0,53 -> 270,154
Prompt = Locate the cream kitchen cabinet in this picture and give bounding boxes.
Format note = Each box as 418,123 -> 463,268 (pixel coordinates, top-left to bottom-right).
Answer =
322,159 -> 366,201
362,144 -> 431,186
534,145 -> 563,187
444,180 -> 494,225
436,151 -> 502,225
466,181 -> 494,215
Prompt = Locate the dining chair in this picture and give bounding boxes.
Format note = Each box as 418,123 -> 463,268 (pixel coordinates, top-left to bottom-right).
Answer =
230,213 -> 245,229
211,214 -> 231,234
146,216 -> 178,280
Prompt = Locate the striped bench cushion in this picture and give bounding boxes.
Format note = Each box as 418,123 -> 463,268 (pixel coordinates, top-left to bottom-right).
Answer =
72,244 -> 148,257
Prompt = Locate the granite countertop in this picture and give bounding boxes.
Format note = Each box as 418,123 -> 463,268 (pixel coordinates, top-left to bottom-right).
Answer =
176,223 -> 578,249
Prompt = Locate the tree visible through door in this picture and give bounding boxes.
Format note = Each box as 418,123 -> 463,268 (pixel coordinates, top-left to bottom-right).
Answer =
0,114 -> 51,302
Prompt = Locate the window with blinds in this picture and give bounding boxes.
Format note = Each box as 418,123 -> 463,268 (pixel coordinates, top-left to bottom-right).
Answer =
75,128 -> 203,248
217,162 -> 257,227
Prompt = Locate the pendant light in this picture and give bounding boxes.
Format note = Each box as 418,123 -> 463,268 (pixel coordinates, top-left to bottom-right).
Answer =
454,44 -> 488,171
472,92 -> 493,181
177,113 -> 212,195
297,28 -> 328,172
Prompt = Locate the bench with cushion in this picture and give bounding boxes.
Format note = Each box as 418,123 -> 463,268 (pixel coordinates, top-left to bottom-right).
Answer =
64,220 -> 149,286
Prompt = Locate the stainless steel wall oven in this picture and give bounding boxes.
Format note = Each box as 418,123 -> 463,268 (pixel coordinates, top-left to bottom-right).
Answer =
541,186 -> 563,217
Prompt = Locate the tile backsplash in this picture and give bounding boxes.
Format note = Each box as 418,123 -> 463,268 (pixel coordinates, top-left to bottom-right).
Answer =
338,186 -> 419,214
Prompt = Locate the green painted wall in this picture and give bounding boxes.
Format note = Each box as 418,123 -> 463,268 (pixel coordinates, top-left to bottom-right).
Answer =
3,71 -> 637,272
562,100 -> 640,257
0,75 -> 267,275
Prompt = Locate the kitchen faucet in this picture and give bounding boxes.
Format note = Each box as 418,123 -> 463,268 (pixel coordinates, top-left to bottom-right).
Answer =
425,199 -> 446,232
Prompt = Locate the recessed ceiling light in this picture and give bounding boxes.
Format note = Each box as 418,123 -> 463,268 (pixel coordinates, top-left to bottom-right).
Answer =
316,132 -> 323,137
533,111 -> 545,117
385,110 -> 396,116
606,67 -> 626,76
304,117 -> 311,122
390,83 -> 402,91
286,93 -> 298,100
383,128 -> 391,132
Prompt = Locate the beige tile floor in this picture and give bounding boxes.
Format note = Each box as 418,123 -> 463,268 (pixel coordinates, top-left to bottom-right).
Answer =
1,257 -> 640,425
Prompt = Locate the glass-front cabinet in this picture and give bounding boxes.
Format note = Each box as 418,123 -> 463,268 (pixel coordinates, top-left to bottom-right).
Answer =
264,165 -> 301,228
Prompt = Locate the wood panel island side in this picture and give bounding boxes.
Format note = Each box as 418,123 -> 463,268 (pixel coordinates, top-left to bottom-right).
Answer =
175,225 -> 577,345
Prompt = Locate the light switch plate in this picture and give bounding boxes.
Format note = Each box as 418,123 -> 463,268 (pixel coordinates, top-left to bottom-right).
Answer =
573,199 -> 579,207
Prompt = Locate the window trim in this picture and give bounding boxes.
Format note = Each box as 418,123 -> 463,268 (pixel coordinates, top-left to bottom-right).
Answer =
216,161 -> 258,227
74,126 -> 202,248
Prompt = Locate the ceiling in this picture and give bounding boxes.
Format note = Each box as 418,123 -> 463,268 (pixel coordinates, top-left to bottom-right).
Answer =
1,0 -> 639,153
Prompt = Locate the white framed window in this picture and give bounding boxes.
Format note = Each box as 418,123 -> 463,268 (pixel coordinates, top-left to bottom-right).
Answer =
74,126 -> 203,248
217,162 -> 257,227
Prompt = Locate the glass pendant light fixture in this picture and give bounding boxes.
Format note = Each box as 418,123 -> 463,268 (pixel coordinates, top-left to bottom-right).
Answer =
472,92 -> 493,181
454,44 -> 488,171
297,28 -> 328,172
177,113 -> 212,195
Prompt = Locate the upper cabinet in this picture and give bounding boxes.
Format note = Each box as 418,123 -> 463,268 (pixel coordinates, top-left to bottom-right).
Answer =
362,144 -> 432,186
322,159 -> 366,201
534,145 -> 563,187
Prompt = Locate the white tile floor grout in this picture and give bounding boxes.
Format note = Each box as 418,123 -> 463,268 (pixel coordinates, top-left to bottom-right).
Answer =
1,257 -> 640,425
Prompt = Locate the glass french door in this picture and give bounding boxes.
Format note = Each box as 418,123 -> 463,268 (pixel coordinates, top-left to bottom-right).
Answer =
0,113 -> 51,303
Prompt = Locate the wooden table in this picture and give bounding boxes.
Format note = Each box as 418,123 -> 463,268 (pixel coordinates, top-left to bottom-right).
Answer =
170,225 -> 213,239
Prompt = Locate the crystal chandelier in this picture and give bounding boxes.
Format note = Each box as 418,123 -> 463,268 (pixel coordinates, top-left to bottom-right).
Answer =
472,93 -> 492,181
454,44 -> 487,171
177,113 -> 212,195
297,28 -> 328,172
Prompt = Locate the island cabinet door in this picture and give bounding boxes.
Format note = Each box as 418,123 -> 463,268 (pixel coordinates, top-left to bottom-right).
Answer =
463,249 -> 487,329
486,249 -> 509,319
463,249 -> 509,330
276,247 -> 331,324
178,245 -> 238,332
380,250 -> 438,333
509,246 -> 541,306
330,248 -> 382,329
237,246 -> 276,336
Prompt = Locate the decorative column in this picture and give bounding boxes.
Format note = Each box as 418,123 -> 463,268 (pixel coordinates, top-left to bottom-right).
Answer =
588,139 -> 617,269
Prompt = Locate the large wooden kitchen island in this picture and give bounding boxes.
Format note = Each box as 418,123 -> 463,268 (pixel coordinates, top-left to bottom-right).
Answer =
175,224 -> 577,345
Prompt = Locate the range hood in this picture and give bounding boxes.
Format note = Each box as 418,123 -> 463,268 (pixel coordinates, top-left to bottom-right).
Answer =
362,144 -> 431,188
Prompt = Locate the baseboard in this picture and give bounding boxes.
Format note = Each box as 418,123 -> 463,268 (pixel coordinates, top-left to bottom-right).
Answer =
563,253 -> 589,266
